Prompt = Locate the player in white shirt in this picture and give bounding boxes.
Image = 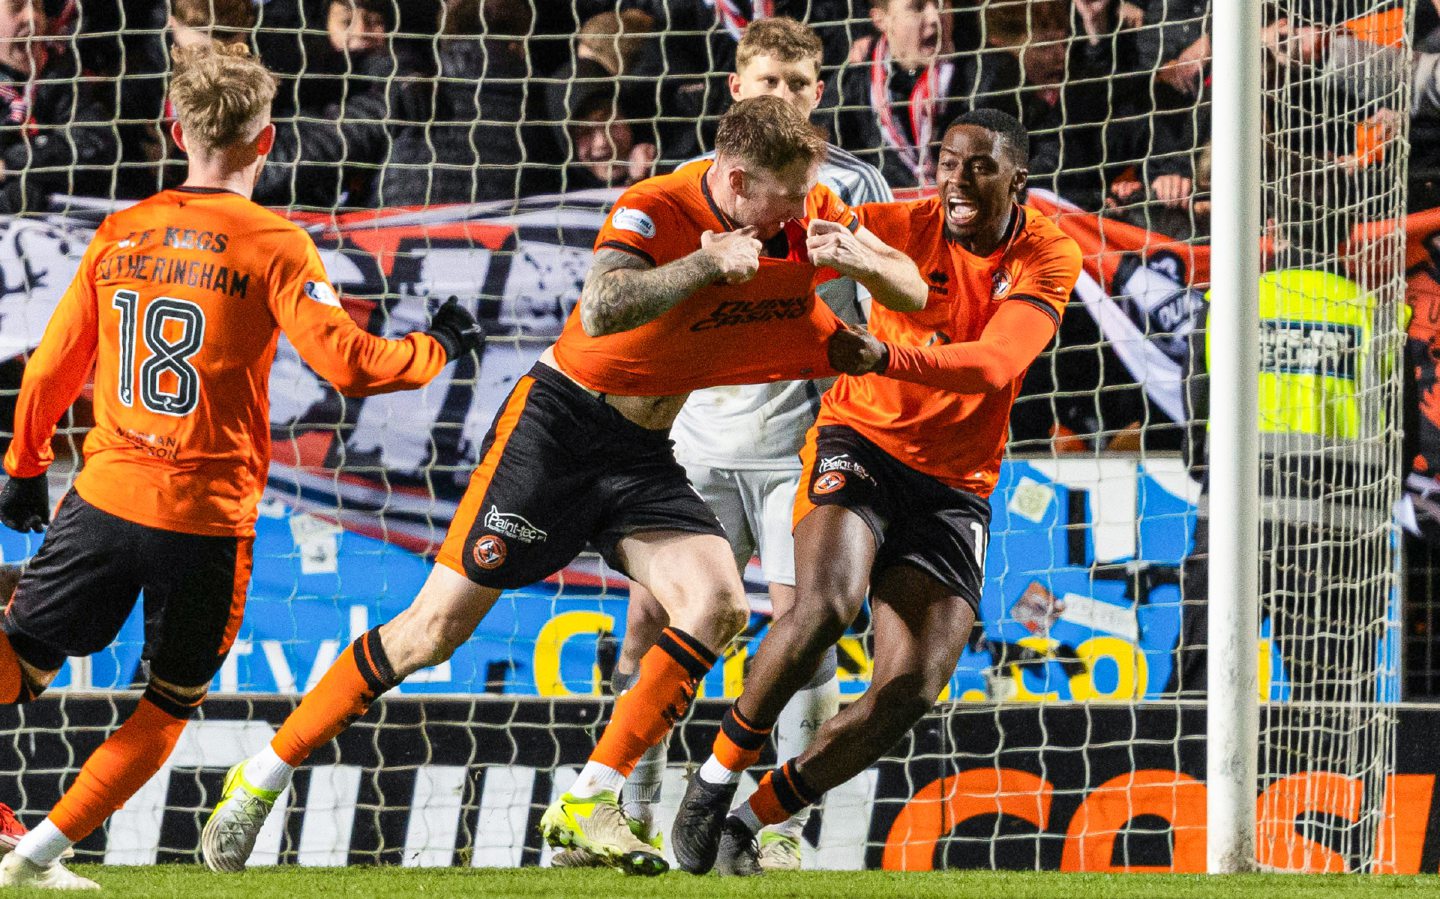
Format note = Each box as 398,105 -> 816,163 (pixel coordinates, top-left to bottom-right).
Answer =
586,16 -> 893,873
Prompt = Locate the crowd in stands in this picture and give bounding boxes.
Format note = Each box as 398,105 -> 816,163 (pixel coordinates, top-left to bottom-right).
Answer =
0,0 -> 1424,233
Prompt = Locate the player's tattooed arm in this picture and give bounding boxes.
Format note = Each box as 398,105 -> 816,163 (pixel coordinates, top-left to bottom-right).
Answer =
579,230 -> 761,337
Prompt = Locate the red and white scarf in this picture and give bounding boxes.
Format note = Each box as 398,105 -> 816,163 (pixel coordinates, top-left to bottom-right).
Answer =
869,35 -> 953,185
0,80 -> 36,131
713,0 -> 775,42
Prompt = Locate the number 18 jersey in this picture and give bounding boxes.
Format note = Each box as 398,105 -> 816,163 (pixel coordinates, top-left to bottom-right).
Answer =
4,187 -> 447,537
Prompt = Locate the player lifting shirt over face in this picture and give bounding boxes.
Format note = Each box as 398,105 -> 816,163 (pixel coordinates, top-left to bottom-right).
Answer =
201,95 -> 928,877
672,109 -> 1084,876
0,43 -> 477,891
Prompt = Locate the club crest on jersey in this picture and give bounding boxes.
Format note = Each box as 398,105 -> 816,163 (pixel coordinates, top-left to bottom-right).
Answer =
991,269 -> 1013,299
483,505 -> 548,543
814,472 -> 846,495
610,206 -> 655,238
472,535 -> 507,569
304,280 -> 341,308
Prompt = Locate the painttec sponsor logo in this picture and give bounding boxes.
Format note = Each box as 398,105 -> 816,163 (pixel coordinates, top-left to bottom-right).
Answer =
690,297 -> 808,331
819,454 -> 871,482
484,505 -> 548,544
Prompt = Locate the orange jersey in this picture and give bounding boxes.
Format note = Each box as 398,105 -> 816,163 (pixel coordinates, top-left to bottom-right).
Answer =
4,187 -> 447,536
820,199 -> 1082,495
552,160 -> 856,396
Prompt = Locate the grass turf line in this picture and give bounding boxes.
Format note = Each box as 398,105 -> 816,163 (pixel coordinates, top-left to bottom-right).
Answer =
9,868 -> 1433,898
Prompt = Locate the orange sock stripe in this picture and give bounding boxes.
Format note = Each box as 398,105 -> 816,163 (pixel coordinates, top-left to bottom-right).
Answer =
713,706 -> 772,772
655,628 -> 715,680
746,772 -> 791,828
590,638 -> 714,777
773,760 -> 820,809
49,699 -> 187,842
271,644 -> 374,768
0,630 -> 23,704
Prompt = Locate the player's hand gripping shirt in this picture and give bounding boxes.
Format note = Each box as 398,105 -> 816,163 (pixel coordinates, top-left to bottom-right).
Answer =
552,159 -> 857,396
821,199 -> 1082,496
4,187 -> 447,536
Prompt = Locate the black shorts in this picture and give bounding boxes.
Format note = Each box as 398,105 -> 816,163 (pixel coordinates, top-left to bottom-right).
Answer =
0,491 -> 253,689
437,363 -> 725,589
795,424 -> 990,612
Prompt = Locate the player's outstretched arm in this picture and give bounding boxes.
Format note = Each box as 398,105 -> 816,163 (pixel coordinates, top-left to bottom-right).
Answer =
579,230 -> 761,337
829,302 -> 1058,393
2,243 -> 102,494
271,244 -> 461,398
806,220 -> 927,312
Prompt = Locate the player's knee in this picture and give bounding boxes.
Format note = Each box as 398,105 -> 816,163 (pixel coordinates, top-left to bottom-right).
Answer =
144,677 -> 209,719
871,675 -> 936,730
708,587 -> 749,641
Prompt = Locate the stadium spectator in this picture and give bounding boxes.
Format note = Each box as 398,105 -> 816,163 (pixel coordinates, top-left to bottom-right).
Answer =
362,0 -> 553,205
1263,15 -> 1440,180
972,0 -> 1146,210
545,10 -> 658,190
0,0 -> 119,212
626,0 -> 855,168
117,0 -> 255,197
255,0 -> 437,208
1106,0 -> 1210,221
831,0 -> 968,189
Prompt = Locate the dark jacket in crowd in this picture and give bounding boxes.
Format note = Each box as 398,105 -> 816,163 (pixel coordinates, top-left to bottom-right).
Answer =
0,50 -> 119,213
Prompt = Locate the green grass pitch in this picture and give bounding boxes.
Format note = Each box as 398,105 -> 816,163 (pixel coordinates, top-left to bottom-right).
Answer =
14,868 -> 1435,898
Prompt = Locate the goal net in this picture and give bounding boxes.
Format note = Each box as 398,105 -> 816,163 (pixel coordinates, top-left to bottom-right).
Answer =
0,0 -> 1415,873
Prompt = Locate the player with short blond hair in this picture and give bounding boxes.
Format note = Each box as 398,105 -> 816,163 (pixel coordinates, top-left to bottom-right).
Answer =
201,94 -> 927,878
605,15 -> 894,873
0,43 -> 476,890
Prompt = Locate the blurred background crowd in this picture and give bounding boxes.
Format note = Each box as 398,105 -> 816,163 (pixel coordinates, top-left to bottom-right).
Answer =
1,0 -> 1433,233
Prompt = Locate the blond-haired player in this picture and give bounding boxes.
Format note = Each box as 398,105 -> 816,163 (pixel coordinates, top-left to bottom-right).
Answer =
0,43 -> 476,890
604,16 -> 893,872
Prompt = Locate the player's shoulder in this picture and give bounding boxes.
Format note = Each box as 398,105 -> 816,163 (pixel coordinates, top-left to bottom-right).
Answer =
624,161 -> 708,209
1015,204 -> 1082,262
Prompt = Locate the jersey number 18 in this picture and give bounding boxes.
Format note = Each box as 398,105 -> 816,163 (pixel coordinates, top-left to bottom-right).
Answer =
112,290 -> 206,416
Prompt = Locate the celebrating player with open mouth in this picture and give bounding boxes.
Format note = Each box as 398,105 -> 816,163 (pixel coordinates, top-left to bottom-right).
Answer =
0,43 -> 474,890
671,109 -> 1084,876
201,94 -> 927,877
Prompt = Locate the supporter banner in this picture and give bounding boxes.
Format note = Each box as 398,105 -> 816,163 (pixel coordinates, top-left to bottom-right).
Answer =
0,198 -> 1404,701
0,698 -> 1433,872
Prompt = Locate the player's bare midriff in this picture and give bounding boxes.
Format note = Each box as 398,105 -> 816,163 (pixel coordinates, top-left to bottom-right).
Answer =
537,346 -> 689,431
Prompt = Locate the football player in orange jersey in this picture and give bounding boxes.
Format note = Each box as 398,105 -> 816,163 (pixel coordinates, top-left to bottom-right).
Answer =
0,43 -> 478,890
673,109 -> 1084,876
202,95 -> 928,878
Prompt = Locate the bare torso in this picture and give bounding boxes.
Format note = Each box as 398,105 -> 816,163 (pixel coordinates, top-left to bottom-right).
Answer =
538,346 -> 690,431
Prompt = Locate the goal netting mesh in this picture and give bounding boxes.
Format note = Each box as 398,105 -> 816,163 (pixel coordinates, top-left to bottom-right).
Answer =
0,0 -> 1414,873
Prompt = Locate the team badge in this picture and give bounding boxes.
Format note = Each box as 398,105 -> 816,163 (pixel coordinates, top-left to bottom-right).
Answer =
814,472 -> 846,495
991,269 -> 1013,299
473,534 -> 507,569
610,206 -> 656,238
304,280 -> 341,307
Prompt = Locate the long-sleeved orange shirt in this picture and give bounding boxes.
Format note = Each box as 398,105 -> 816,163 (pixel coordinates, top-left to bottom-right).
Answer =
4,187 -> 447,536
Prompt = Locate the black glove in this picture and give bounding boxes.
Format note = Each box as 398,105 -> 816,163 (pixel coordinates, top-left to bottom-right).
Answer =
0,474 -> 49,533
425,297 -> 485,363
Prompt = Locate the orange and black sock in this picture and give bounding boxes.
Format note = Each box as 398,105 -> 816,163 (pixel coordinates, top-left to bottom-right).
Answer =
590,627 -> 716,776
49,696 -> 190,842
272,627 -> 399,767
712,705 -> 773,774
745,759 -> 823,828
